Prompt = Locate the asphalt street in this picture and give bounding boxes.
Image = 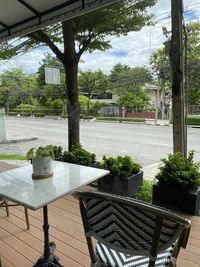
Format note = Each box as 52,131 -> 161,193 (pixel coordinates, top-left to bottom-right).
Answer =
1,117 -> 200,167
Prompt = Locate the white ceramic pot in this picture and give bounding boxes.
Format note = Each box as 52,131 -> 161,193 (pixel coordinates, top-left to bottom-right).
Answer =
32,156 -> 53,179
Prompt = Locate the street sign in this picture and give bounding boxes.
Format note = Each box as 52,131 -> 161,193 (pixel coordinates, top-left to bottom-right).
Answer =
45,66 -> 60,85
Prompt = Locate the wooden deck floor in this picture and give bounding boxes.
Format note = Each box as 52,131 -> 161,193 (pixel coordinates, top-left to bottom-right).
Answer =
0,162 -> 200,267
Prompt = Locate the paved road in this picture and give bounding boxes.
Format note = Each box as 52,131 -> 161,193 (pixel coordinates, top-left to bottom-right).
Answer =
1,117 -> 200,167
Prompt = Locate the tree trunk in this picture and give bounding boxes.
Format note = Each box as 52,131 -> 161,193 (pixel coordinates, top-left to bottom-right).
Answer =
62,20 -> 80,150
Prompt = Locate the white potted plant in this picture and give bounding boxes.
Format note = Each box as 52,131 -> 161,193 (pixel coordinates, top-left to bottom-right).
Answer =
26,145 -> 55,179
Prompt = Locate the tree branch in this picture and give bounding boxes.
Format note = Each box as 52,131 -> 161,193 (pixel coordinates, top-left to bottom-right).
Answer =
28,30 -> 64,63
77,33 -> 94,59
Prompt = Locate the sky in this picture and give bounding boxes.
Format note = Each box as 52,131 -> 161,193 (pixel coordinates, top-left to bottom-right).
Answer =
0,0 -> 200,75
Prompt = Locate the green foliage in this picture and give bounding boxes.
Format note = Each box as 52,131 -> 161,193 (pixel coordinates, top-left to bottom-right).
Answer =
26,145 -> 55,160
51,146 -> 63,160
187,116 -> 200,125
79,95 -> 89,114
0,154 -> 26,160
100,155 -> 141,178
80,115 -> 94,120
150,22 -> 200,105
37,53 -> 63,87
7,112 -> 18,116
110,63 -> 131,82
49,99 -> 62,110
89,101 -> 106,116
150,48 -> 170,80
0,0 -> 157,149
79,70 -> 109,97
96,117 -> 145,122
111,66 -> 152,88
79,70 -> 110,114
135,179 -> 154,203
35,54 -> 66,107
34,113 -> 45,117
0,68 -> 37,109
117,90 -> 150,109
187,60 -> 200,104
62,144 -> 96,166
155,151 -> 200,192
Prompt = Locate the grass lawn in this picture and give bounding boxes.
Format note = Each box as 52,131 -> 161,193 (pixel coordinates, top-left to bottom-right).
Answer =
0,154 -> 26,160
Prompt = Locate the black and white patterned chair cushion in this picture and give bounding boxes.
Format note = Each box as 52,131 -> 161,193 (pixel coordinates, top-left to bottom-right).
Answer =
97,243 -> 173,267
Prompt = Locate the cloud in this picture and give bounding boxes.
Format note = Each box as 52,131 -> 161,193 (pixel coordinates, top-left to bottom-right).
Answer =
0,0 -> 200,75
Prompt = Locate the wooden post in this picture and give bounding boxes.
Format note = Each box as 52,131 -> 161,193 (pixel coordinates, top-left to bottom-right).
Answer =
171,0 -> 187,157
154,79 -> 160,125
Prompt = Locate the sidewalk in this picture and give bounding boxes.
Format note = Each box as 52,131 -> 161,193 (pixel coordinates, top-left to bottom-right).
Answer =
0,134 -> 37,144
143,162 -> 160,180
145,119 -> 171,126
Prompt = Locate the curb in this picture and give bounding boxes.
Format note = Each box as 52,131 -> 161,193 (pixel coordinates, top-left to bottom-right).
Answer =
0,137 -> 38,144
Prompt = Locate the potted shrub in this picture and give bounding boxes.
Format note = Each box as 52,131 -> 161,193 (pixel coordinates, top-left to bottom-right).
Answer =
51,145 -> 63,161
153,151 -> 200,215
26,145 -> 55,179
62,144 -> 96,166
98,155 -> 143,197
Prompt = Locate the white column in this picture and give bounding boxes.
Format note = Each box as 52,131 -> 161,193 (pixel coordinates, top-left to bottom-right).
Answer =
0,108 -> 7,142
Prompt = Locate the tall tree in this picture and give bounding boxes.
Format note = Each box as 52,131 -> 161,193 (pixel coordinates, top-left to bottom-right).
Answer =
79,70 -> 109,113
0,68 -> 36,111
110,65 -> 152,95
110,63 -> 131,82
0,0 -> 156,150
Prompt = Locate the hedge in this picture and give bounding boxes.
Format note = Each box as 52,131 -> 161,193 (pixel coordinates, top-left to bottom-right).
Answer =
12,108 -> 61,115
96,117 -> 145,123
80,115 -> 93,120
7,112 -> 18,116
7,112 -> 45,117
187,116 -> 200,125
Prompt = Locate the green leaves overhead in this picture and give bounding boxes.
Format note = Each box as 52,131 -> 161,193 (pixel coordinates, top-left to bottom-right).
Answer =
0,0 -> 157,60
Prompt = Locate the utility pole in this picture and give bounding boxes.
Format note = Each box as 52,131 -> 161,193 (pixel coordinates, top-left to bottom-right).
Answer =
154,77 -> 160,125
170,0 -> 187,157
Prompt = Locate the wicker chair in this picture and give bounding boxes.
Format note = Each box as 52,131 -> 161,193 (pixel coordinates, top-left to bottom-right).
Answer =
73,190 -> 191,267
0,197 -> 30,230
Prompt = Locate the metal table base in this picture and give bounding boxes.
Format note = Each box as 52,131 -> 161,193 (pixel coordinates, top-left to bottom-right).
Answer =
33,206 -> 63,267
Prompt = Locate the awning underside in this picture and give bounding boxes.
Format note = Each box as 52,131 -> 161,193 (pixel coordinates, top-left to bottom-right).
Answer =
0,0 -> 116,43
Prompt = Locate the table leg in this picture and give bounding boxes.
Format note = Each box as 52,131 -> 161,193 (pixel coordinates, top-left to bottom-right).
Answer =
33,205 -> 63,267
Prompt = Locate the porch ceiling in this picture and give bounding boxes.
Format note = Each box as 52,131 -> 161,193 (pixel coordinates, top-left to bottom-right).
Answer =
0,0 -> 117,43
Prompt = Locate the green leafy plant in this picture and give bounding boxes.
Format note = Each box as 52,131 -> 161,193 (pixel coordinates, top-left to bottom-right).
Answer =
26,145 -> 55,160
62,144 -> 96,166
135,179 -> 154,203
50,145 -> 63,160
155,151 -> 200,192
100,155 -> 141,178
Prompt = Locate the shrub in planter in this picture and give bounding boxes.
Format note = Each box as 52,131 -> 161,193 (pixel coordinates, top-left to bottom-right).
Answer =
98,155 -> 143,197
62,144 -> 96,166
50,145 -> 63,161
153,151 -> 200,214
26,145 -> 55,179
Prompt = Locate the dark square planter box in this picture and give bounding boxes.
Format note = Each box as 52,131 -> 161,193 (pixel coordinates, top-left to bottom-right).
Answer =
98,170 -> 143,197
153,184 -> 200,215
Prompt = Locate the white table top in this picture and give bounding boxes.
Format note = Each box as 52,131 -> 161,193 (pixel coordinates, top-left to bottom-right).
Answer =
0,161 -> 109,210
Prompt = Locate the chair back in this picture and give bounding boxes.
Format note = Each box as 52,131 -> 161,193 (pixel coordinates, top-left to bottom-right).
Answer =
73,191 -> 191,266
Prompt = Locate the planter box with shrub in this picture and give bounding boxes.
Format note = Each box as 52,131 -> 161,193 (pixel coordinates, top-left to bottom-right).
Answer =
98,155 -> 143,197
153,151 -> 200,215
